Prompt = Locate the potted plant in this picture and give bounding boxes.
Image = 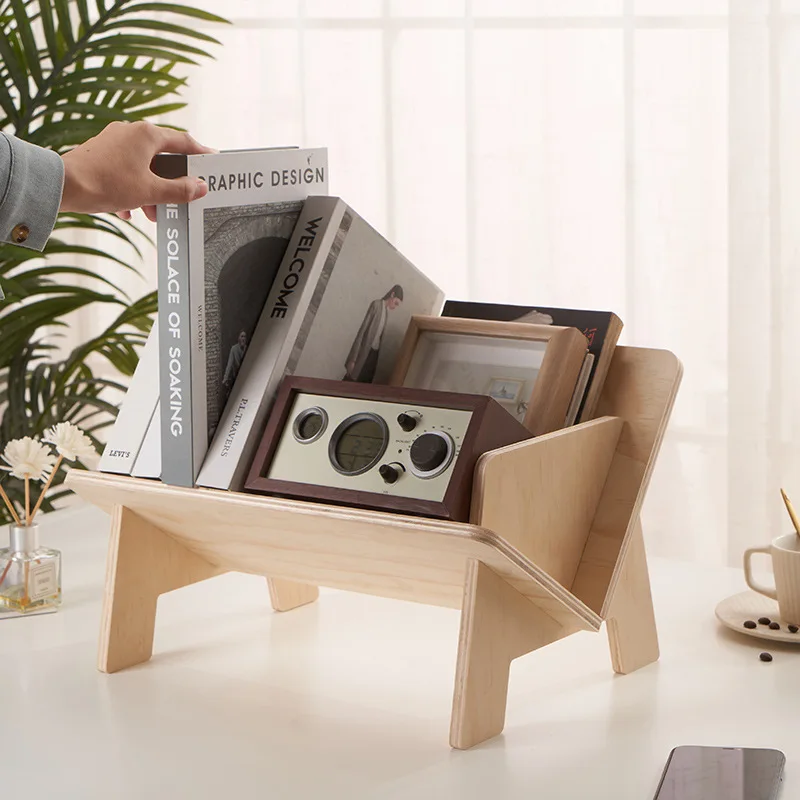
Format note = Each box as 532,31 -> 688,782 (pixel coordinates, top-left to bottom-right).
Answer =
0,0 -> 227,524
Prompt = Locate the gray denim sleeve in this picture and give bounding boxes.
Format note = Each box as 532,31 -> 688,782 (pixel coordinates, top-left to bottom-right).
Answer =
0,132 -> 64,251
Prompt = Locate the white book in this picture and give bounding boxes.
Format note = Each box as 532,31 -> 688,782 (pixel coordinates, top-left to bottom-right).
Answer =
98,320 -> 159,475
155,147 -> 328,487
131,405 -> 161,479
197,196 -> 445,491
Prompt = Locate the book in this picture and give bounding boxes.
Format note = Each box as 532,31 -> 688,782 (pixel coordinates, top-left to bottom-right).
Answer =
97,320 -> 160,475
197,195 -> 446,491
442,302 -> 623,422
131,405 -> 161,479
564,353 -> 595,427
154,147 -> 328,487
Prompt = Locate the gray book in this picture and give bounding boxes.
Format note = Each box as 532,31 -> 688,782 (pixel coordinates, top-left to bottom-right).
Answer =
156,200 -> 192,485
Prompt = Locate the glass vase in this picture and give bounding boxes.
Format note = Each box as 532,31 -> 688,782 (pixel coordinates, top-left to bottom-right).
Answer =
0,523 -> 62,614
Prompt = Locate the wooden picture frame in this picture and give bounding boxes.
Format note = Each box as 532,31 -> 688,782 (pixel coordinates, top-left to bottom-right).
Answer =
389,316 -> 588,436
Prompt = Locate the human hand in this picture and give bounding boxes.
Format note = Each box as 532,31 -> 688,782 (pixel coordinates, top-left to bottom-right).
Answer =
59,120 -> 215,222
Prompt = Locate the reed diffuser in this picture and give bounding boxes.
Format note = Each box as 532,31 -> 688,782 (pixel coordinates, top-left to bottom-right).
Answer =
0,423 -> 95,615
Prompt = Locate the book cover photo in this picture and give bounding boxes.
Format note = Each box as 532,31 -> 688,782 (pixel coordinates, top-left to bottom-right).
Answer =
291,209 -> 443,387
202,200 -> 304,441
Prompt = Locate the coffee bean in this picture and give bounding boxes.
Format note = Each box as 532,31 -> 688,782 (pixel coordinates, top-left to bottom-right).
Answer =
759,652 -> 773,662
789,625 -> 799,634
743,620 -> 757,629
758,617 -> 771,625
769,622 -> 781,630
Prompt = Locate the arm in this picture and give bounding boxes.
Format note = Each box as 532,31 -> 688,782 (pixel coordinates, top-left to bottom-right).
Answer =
0,121 -> 214,253
0,132 -> 64,251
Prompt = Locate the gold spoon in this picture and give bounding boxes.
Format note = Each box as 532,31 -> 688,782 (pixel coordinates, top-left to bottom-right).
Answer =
780,488 -> 800,537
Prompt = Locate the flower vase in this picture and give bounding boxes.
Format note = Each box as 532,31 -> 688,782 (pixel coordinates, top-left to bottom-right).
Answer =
0,523 -> 61,615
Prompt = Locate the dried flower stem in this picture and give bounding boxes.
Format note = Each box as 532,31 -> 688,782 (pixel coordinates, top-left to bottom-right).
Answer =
0,559 -> 11,590
24,477 -> 30,526
30,454 -> 63,523
0,483 -> 21,525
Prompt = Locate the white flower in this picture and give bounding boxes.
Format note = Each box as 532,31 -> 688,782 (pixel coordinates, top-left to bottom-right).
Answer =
42,422 -> 96,463
0,437 -> 57,482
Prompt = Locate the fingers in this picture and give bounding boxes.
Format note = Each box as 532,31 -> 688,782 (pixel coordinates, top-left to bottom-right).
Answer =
114,207 -> 156,223
153,126 -> 217,156
151,175 -> 208,205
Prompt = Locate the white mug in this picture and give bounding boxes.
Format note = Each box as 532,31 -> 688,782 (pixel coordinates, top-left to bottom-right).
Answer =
744,533 -> 800,625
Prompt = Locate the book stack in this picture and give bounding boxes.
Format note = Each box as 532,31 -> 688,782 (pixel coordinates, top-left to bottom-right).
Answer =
100,147 -> 446,489
99,146 -> 625,490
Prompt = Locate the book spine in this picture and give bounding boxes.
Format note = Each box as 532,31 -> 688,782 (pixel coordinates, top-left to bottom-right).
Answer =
132,405 -> 161,479
187,199 -> 207,488
98,320 -> 160,475
157,201 -> 194,486
564,353 -> 594,427
196,197 -> 340,490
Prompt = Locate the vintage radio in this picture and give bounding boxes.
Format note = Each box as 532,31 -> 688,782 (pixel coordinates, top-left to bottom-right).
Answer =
244,376 -> 533,521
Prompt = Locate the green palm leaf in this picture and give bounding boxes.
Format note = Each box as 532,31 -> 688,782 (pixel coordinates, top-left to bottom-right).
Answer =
0,0 -> 227,525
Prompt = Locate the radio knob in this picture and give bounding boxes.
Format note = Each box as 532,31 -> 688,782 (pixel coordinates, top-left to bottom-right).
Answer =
410,432 -> 451,473
397,412 -> 419,432
379,463 -> 404,484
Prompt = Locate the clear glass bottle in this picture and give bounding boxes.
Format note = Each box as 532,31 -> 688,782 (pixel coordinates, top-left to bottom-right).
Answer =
0,523 -> 62,614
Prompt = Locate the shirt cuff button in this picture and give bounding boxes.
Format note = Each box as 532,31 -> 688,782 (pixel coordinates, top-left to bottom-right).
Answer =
12,223 -> 30,243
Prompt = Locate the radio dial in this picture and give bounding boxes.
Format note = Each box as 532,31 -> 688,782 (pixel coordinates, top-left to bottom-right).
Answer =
397,412 -> 420,432
410,432 -> 452,474
379,463 -> 405,484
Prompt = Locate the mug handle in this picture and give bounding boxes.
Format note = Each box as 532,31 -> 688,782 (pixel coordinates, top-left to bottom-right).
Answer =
743,546 -> 778,600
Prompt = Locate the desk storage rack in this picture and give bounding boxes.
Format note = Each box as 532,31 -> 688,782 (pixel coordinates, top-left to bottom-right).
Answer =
67,345 -> 682,749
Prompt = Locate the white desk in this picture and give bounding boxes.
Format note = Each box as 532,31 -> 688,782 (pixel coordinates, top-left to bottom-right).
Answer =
1,504 -> 794,799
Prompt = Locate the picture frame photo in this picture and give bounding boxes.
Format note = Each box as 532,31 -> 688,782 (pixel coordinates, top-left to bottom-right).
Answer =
485,377 -> 525,404
389,316 -> 588,436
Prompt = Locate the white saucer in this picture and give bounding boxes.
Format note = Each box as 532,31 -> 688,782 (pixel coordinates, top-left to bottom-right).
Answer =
715,590 -> 800,644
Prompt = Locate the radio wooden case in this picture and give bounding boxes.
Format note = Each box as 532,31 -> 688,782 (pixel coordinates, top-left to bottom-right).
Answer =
244,376 -> 532,521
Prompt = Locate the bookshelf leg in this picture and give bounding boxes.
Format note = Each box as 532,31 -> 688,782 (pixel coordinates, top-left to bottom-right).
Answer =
99,505 -> 223,674
267,578 -> 319,612
449,559 -> 565,750
606,519 -> 659,674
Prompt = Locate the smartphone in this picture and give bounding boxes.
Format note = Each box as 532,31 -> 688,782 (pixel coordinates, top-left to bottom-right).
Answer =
653,745 -> 785,800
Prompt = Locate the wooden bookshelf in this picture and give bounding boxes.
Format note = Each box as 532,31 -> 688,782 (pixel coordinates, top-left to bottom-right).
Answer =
67,344 -> 682,749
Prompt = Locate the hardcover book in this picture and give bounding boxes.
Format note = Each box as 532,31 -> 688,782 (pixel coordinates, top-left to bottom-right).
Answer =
442,302 -> 623,422
154,147 -> 328,487
564,353 -> 595,426
131,405 -> 161,479
197,195 -> 446,492
98,320 -> 159,475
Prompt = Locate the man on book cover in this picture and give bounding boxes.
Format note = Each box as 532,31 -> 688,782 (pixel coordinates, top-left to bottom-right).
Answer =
343,284 -> 404,383
222,329 -> 248,390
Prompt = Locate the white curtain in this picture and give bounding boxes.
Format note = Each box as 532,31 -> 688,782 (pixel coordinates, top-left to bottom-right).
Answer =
82,0 -> 800,568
